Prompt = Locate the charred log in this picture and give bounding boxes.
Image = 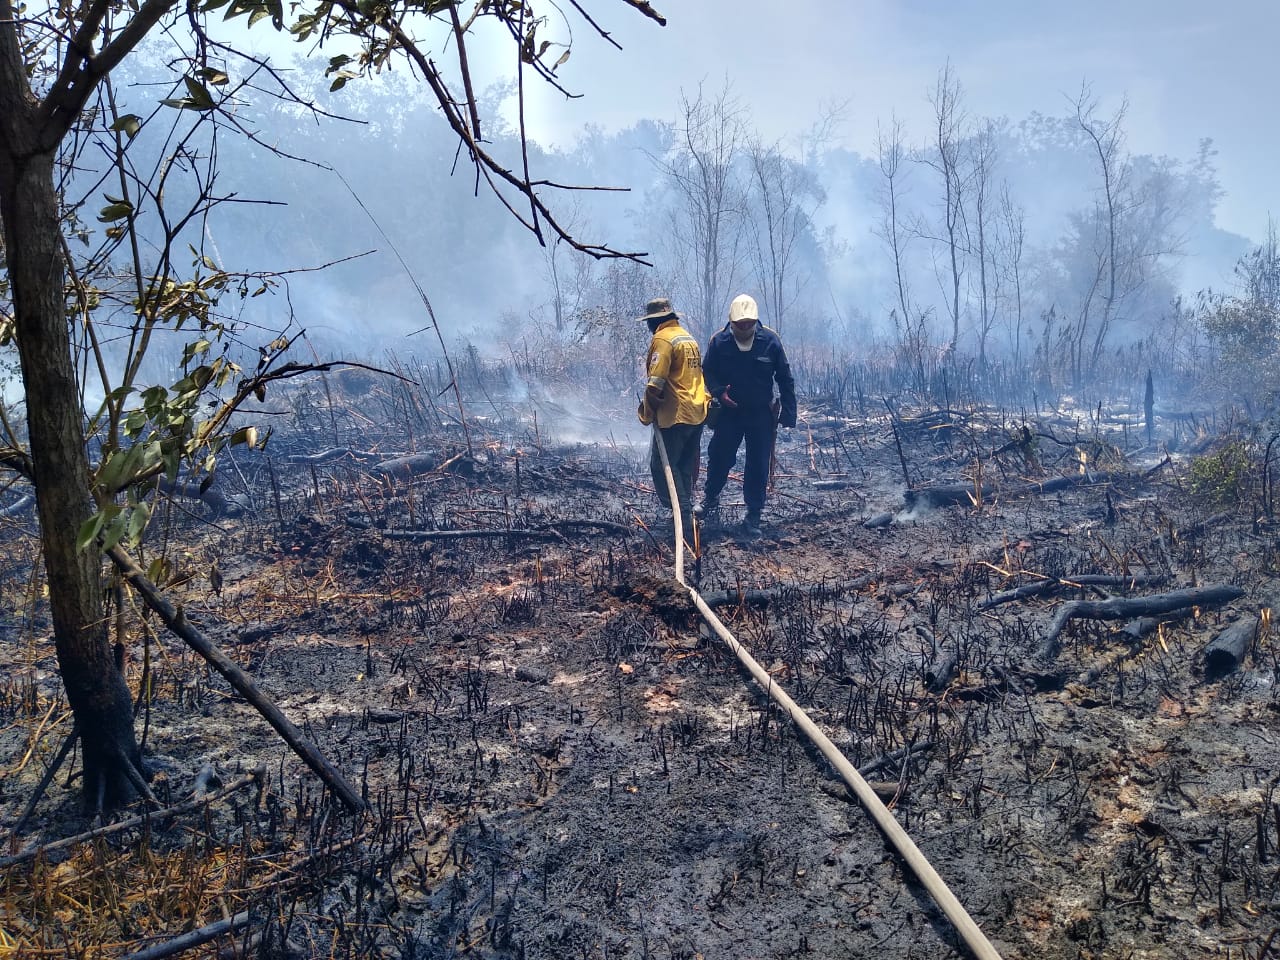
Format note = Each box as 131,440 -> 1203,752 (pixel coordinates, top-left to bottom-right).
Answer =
907,471 -> 1126,509
923,650 -> 957,692
1038,584 -> 1245,661
1204,616 -> 1257,680
371,452 -> 439,480
157,477 -> 237,518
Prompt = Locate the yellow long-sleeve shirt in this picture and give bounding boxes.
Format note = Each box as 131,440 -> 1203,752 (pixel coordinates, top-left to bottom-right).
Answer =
637,319 -> 710,429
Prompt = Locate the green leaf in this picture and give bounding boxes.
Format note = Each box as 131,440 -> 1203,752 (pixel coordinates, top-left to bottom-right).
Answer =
76,513 -> 106,552
109,114 -> 142,139
229,425 -> 259,448
97,201 -> 133,223
196,68 -> 230,85
182,339 -> 213,365
126,501 -> 151,546
100,516 -> 126,552
146,556 -> 171,584
97,444 -> 144,493
183,75 -> 217,110
124,409 -> 148,436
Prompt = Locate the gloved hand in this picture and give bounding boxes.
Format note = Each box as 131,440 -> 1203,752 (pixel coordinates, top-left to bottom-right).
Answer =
720,384 -> 738,409
637,397 -> 654,425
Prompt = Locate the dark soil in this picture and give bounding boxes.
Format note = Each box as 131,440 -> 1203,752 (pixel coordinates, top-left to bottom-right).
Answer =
3,396 -> 1280,959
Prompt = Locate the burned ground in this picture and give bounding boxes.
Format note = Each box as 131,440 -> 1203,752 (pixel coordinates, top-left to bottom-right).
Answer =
2,387 -> 1280,960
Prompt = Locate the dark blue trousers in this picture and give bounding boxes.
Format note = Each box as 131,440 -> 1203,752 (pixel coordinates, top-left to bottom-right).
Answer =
704,408 -> 774,515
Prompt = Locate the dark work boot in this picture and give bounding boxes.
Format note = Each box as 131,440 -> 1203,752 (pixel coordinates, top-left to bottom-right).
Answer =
694,498 -> 720,527
741,511 -> 762,538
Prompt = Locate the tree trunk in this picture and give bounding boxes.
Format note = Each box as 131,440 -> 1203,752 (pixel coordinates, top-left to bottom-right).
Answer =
0,78 -> 145,808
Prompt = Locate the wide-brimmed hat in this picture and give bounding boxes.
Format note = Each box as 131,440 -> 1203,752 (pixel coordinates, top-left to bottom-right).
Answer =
637,297 -> 679,323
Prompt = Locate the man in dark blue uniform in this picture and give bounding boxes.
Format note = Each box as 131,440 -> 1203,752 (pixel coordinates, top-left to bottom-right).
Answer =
696,294 -> 797,536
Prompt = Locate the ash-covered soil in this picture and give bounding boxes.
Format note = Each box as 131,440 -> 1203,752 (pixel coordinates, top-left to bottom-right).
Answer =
3,399 -> 1280,959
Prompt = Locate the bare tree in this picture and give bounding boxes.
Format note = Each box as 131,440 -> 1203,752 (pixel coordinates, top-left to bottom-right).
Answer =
997,183 -> 1027,365
970,119 -> 1000,366
1069,88 -> 1185,381
1070,88 -> 1130,383
543,199 -> 598,332
874,116 -> 915,327
654,80 -> 746,339
919,63 -> 970,354
744,137 -> 824,335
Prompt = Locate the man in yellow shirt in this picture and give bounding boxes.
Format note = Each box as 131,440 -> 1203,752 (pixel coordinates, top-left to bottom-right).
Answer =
636,297 -> 710,542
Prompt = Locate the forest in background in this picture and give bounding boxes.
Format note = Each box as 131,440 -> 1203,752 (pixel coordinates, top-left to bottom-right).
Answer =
71,43 -> 1276,409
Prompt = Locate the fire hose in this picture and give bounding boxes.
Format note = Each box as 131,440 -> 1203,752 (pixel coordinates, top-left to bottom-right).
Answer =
652,425 -> 1003,960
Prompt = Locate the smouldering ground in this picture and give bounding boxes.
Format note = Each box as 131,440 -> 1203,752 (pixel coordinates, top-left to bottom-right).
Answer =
3,398 -> 1280,958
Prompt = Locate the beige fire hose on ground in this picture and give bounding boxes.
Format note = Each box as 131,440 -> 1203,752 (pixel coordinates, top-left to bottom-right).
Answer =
652,425 -> 1003,960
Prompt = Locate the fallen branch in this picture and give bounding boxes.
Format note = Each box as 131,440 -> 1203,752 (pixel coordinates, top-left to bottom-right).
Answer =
8,727 -> 78,839
285,448 -> 381,464
384,527 -> 561,542
0,492 -> 34,517
107,545 -> 365,814
978,573 -> 1168,610
1,772 -> 259,869
907,471 -> 1125,509
1038,584 -> 1245,661
698,575 -> 875,609
120,911 -> 252,960
858,741 -> 937,778
382,519 -> 633,543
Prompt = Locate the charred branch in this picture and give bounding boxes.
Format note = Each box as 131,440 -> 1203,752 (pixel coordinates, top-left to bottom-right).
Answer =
1,771 -> 259,870
907,470 -> 1126,509
106,545 -> 365,813
1038,584 -> 1246,662
979,573 -> 1169,610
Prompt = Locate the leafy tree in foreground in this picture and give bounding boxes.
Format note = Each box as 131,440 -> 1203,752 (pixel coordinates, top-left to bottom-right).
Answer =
0,0 -> 665,811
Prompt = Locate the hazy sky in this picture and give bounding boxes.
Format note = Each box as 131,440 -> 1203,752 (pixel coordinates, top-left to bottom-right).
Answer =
500,0 -> 1277,243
